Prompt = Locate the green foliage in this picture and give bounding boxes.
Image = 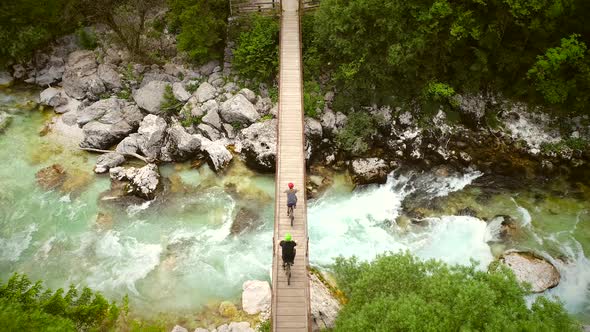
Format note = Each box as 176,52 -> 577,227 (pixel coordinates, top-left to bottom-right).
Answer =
0,273 -> 120,331
333,252 -> 581,332
336,112 -> 377,156
160,85 -> 183,114
180,113 -> 203,127
231,121 -> 243,130
541,137 -> 589,153
186,82 -> 199,94
268,85 -> 279,103
76,26 -> 97,50
167,0 -> 228,63
232,14 -> 280,84
301,13 -> 321,81
0,0 -> 80,66
260,114 -> 273,122
304,80 -> 324,118
310,0 -> 590,113
528,34 -> 590,107
257,320 -> 271,332
117,89 -> 132,100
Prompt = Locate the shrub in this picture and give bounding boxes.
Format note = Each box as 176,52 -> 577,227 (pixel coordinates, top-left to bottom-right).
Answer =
0,273 -> 120,331
160,85 -> 183,114
168,0 -> 228,63
336,112 -> 377,155
303,80 -> 324,118
232,14 -> 279,84
332,252 -> 580,332
76,26 -> 97,50
186,82 -> 199,94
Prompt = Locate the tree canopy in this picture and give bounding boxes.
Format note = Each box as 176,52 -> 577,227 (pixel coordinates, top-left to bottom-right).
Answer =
332,252 -> 580,331
310,0 -> 590,113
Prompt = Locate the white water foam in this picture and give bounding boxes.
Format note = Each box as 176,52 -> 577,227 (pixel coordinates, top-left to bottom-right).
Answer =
0,223 -> 38,262
86,230 -> 162,295
309,171 -> 487,267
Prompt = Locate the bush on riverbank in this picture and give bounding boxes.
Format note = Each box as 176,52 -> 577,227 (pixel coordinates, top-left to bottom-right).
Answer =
0,273 -> 120,331
232,14 -> 280,84
332,252 -> 580,331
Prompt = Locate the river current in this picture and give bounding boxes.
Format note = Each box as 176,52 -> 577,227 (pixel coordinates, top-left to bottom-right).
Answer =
1,87 -> 589,323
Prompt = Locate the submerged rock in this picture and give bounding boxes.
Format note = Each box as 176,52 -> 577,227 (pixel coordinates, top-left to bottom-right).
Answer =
241,280 -> 271,315
499,251 -> 560,293
218,301 -> 238,318
230,208 -> 261,235
0,111 -> 12,132
36,164 -> 67,190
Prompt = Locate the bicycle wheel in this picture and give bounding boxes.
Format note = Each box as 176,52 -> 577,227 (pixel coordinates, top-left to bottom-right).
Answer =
290,210 -> 294,226
286,263 -> 291,285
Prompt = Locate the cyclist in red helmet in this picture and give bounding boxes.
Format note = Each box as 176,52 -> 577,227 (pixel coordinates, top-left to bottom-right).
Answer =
284,182 -> 298,216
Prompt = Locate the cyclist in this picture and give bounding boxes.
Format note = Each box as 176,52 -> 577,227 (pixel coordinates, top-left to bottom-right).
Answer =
280,233 -> 297,268
284,182 -> 298,216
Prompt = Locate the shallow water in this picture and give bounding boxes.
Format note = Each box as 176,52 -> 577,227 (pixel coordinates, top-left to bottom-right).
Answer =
0,87 -> 588,324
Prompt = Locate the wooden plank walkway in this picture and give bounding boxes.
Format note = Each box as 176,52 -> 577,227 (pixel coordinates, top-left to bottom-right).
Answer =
271,0 -> 311,331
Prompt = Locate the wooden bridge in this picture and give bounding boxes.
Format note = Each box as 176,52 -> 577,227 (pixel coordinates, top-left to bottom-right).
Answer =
271,0 -> 311,331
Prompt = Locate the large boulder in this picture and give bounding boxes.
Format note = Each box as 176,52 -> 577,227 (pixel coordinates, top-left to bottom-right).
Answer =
220,94 -> 260,125
310,273 -> 341,331
40,87 -> 82,114
215,322 -> 254,332
238,88 -> 256,103
109,163 -> 160,199
199,136 -> 232,172
78,98 -> 143,149
35,57 -> 65,86
97,63 -> 122,90
165,120 -> 201,160
137,114 -> 168,160
350,158 -> 389,185
321,109 -> 336,135
202,107 -> 222,130
198,123 -> 223,141
116,134 -> 140,155
172,82 -> 191,102
94,152 -> 125,174
239,119 -> 277,172
133,80 -> 169,114
242,280 -> 271,315
195,82 -> 217,103
62,50 -> 105,100
499,251 -> 560,293
305,117 -> 323,142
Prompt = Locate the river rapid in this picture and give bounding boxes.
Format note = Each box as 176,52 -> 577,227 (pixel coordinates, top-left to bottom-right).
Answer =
1,87 -> 589,324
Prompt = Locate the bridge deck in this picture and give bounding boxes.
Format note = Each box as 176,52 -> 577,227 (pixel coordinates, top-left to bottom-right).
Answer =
271,0 -> 310,331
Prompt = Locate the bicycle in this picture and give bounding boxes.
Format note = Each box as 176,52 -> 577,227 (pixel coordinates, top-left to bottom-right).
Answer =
287,205 -> 294,226
283,261 -> 293,285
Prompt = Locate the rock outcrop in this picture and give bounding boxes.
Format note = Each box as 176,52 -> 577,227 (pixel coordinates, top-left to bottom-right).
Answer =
241,280 -> 271,315
350,158 -> 389,185
499,251 -> 560,293
78,98 -> 144,149
200,136 -> 232,172
109,163 -> 161,199
133,80 -> 169,114
220,94 -> 260,125
310,273 -> 341,331
239,119 -> 277,172
62,50 -> 104,100
94,152 -> 126,174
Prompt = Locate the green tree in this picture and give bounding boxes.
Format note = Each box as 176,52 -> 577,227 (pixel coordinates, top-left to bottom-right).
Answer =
167,0 -> 228,63
528,34 -> 590,106
232,14 -> 280,84
336,111 -> 377,156
0,0 -> 80,67
332,252 -> 581,332
311,0 -> 590,113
